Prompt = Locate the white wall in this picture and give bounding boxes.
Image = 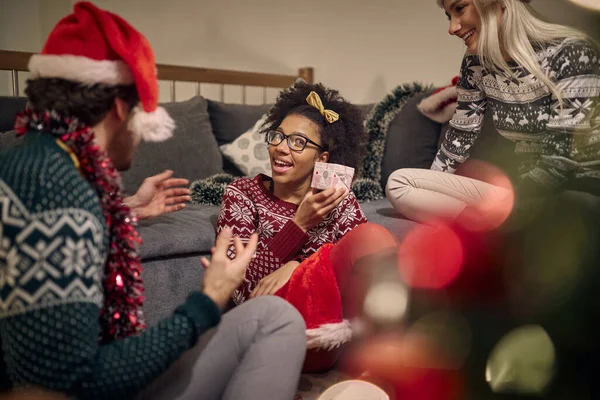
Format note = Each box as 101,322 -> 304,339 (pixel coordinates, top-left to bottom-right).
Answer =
0,0 -> 42,95
38,0 -> 74,40
534,0 -> 600,39
66,0 -> 467,103
1,0 -> 599,103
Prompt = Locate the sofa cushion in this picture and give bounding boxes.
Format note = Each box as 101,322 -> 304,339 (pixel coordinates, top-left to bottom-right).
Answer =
137,203 -> 220,259
0,97 -> 27,151
138,199 -> 418,260
208,100 -> 273,176
142,254 -> 206,327
381,90 -> 443,187
357,104 -> 375,120
0,130 -> 24,151
208,100 -> 272,145
360,199 -> 420,241
121,96 -> 222,193
0,96 -> 27,133
220,114 -> 272,177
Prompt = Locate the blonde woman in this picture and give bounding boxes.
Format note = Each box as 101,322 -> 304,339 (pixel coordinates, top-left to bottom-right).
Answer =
386,0 -> 600,224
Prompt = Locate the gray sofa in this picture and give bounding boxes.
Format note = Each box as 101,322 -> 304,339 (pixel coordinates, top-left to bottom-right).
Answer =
119,90 -> 516,326
125,94 -> 430,326
0,91 -> 513,327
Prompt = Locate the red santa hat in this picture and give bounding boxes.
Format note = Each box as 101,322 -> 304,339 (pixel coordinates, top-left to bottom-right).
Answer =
28,1 -> 174,141
275,243 -> 353,370
417,76 -> 459,124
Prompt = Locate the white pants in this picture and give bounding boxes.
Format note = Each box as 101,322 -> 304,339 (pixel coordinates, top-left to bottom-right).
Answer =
386,168 -> 512,224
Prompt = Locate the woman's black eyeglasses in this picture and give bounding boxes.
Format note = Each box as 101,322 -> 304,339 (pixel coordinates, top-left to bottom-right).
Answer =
265,130 -> 326,152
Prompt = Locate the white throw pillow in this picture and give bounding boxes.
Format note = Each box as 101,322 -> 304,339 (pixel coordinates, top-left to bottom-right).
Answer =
220,115 -> 272,177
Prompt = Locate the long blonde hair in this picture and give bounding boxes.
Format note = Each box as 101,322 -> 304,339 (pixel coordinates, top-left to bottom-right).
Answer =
437,0 -> 592,105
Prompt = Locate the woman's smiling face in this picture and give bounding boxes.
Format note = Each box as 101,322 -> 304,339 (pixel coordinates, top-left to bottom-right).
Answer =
443,0 -> 483,54
268,113 -> 328,188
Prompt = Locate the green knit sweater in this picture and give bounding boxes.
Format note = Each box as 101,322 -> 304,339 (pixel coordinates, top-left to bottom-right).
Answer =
0,131 -> 221,399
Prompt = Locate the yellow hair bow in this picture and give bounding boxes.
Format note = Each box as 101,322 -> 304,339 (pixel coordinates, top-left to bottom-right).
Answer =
306,91 -> 339,124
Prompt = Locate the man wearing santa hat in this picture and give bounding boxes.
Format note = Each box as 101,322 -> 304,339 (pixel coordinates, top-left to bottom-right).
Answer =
0,2 -> 306,399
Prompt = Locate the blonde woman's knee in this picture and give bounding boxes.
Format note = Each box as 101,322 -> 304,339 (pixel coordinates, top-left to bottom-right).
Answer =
385,168 -> 418,213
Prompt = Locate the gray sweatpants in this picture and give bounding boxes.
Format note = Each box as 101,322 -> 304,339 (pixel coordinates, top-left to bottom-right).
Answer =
137,296 -> 306,400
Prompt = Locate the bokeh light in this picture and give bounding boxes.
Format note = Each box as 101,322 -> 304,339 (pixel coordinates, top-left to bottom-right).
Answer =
343,332 -> 464,400
364,281 -> 409,325
486,325 -> 556,395
454,160 -> 515,232
345,332 -> 442,377
317,380 -> 389,400
0,390 -> 68,400
398,223 -> 464,289
408,311 -> 472,370
507,200 -> 588,316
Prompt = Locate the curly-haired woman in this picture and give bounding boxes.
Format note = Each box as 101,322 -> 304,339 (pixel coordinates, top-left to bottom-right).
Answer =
213,81 -> 398,372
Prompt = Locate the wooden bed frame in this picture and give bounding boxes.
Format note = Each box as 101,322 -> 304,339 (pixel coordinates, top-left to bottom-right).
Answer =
0,50 -> 314,103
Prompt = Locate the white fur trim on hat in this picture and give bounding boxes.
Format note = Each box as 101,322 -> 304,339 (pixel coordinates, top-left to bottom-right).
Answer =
128,105 -> 175,142
29,54 -> 135,86
417,86 -> 458,124
306,320 -> 353,350
418,86 -> 457,113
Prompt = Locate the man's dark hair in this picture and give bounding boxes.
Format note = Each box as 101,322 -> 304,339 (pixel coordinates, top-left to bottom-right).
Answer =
262,81 -> 368,171
25,78 -> 139,126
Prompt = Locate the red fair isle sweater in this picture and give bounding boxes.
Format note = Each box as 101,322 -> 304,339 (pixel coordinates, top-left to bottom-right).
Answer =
217,174 -> 367,304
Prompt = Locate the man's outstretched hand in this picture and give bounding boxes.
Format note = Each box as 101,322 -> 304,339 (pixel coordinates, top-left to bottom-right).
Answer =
201,228 -> 259,309
125,170 -> 191,219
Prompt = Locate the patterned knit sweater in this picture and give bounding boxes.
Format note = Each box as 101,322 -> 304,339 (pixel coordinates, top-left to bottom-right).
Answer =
217,174 -> 367,304
433,38 -> 600,192
0,132 -> 221,399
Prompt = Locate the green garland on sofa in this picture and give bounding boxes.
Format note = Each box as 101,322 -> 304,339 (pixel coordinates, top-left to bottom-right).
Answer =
190,173 -> 236,205
190,82 -> 432,206
350,81 -> 433,202
361,82 -> 433,183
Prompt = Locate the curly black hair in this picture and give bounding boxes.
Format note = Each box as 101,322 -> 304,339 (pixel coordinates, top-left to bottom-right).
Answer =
25,78 -> 139,126
262,81 -> 367,172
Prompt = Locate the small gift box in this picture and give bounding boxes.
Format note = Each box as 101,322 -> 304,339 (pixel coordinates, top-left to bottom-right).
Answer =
311,162 -> 355,190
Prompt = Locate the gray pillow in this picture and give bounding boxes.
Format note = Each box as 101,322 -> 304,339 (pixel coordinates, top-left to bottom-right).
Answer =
381,91 -> 443,187
0,130 -> 24,151
121,96 -> 222,193
207,100 -> 272,176
0,96 -> 28,133
207,100 -> 272,145
357,104 -> 375,120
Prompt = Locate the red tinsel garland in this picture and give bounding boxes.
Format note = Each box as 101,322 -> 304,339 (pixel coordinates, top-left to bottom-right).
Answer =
14,108 -> 145,342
